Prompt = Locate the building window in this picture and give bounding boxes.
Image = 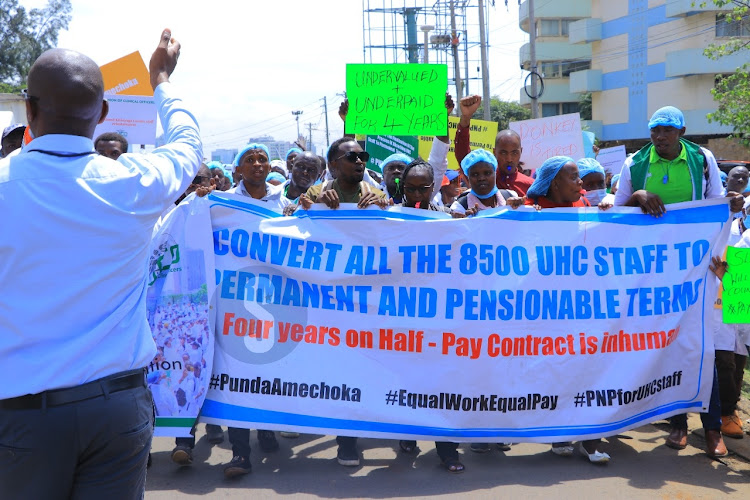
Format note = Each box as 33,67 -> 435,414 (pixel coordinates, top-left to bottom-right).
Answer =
716,14 -> 750,37
541,102 -> 581,117
561,19 -> 572,36
540,60 -> 590,79
542,62 -> 560,78
542,103 -> 559,117
540,19 -> 560,36
561,102 -> 580,115
562,60 -> 591,76
537,19 -> 579,37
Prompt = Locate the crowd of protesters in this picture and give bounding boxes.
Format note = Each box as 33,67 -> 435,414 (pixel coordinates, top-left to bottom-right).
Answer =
2,29 -> 749,499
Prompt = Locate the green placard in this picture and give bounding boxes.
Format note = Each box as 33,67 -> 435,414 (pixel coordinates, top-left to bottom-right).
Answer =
345,63 -> 448,136
364,135 -> 419,173
722,247 -> 750,323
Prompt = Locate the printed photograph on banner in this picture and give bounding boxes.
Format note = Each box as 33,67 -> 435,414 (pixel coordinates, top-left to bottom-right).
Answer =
146,197 -> 216,436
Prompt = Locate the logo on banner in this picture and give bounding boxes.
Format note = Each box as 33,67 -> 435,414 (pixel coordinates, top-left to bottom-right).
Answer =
149,237 -> 181,286
215,265 -> 307,365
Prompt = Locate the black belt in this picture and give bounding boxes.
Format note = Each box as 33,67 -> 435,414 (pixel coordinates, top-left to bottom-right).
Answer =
0,369 -> 146,410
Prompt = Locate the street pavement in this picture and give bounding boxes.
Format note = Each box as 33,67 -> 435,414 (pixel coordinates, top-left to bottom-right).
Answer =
145,413 -> 750,499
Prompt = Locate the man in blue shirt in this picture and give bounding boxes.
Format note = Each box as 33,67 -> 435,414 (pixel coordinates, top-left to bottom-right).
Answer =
0,29 -> 202,498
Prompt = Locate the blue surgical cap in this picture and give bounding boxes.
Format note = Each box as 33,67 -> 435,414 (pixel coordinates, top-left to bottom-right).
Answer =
611,173 -> 621,188
286,147 -> 303,159
648,106 -> 685,129
234,143 -> 270,166
266,172 -> 286,183
576,157 -> 605,180
206,160 -> 223,171
720,171 -> 728,183
526,156 -> 575,199
381,153 -> 414,171
460,148 -> 497,176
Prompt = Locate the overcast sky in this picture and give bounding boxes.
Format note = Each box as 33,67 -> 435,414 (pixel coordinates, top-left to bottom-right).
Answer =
20,0 -> 528,157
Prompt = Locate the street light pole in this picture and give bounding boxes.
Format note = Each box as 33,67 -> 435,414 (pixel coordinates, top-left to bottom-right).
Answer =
292,110 -> 303,139
478,0 -> 491,121
420,25 -> 434,63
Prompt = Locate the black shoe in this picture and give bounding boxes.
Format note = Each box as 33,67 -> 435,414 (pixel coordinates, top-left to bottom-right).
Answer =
337,441 -> 361,466
496,443 -> 512,451
147,453 -> 152,468
257,430 -> 279,452
171,445 -> 193,466
470,442 -> 491,453
224,455 -> 251,478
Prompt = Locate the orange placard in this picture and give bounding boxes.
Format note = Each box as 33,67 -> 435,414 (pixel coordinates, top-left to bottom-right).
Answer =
100,51 -> 153,96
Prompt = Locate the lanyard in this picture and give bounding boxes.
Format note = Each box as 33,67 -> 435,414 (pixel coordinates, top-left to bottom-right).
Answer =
26,149 -> 96,158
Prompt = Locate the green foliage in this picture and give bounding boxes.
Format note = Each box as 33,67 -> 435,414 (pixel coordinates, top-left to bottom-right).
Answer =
710,69 -> 750,145
702,1 -> 750,145
473,96 -> 530,130
0,0 -> 72,85
0,82 -> 24,94
579,93 -> 592,121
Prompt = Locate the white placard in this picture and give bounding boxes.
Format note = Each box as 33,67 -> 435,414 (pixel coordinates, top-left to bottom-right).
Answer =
94,95 -> 156,145
597,145 -> 628,175
510,113 -> 584,171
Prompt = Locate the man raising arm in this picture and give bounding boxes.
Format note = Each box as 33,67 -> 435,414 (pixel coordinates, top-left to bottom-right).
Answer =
0,29 -> 201,499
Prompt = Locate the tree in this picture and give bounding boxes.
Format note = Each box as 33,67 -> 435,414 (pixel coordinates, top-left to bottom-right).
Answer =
473,96 -> 531,130
702,1 -> 750,145
0,0 -> 72,91
579,92 -> 592,121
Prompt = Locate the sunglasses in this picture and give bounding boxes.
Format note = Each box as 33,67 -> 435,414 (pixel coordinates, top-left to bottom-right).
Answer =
403,184 -> 434,194
336,151 -> 370,163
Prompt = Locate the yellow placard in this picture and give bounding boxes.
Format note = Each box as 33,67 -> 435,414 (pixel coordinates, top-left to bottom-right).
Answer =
100,51 -> 153,96
418,116 -> 498,171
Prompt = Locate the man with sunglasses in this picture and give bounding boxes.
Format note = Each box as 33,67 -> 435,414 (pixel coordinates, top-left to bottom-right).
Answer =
301,137 -> 388,210
0,30 -> 202,498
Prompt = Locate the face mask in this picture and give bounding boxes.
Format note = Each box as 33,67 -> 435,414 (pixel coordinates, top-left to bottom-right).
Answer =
471,184 -> 499,200
584,188 -> 607,205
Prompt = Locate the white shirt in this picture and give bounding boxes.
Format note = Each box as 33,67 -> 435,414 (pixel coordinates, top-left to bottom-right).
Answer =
0,82 -> 202,398
426,137 -> 450,199
227,181 -> 292,211
450,191 -> 507,214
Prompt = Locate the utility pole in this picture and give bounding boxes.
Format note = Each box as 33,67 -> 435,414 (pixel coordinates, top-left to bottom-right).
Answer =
528,0 -> 539,118
420,25 -> 434,63
322,96 -> 330,147
477,0 -> 491,121
449,0 -> 463,104
307,123 -> 313,153
292,110 -> 303,139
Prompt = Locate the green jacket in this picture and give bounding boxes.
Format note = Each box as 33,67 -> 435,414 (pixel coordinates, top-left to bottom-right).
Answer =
629,139 -> 707,201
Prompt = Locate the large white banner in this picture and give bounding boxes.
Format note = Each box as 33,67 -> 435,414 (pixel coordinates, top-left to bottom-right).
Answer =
195,193 -> 730,443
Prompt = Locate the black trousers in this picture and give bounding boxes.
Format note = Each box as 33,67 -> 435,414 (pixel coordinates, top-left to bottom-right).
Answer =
339,436 -> 459,462
0,373 -> 153,500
